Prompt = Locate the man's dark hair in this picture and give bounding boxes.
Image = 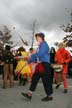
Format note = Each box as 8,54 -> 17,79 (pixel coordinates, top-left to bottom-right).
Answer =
29,47 -> 33,51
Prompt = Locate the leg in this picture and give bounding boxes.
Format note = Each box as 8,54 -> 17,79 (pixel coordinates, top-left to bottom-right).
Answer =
62,65 -> 68,93
29,72 -> 40,91
50,66 -> 54,84
54,72 -> 61,89
21,72 -> 40,99
22,73 -> 28,86
41,70 -> 53,96
9,64 -> 14,88
18,74 -> 22,85
3,64 -> 8,88
41,63 -> 53,101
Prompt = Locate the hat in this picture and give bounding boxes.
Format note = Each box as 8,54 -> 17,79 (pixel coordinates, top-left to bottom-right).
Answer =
35,32 -> 45,38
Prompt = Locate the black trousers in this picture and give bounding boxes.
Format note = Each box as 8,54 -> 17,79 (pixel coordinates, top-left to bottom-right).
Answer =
29,62 -> 53,96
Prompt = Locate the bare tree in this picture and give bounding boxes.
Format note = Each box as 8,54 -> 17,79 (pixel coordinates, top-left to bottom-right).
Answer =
0,25 -> 13,50
60,12 -> 72,47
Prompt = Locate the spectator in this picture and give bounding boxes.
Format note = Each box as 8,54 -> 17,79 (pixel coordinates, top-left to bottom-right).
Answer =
2,45 -> 14,88
50,47 -> 56,83
55,42 -> 70,93
50,47 -> 56,63
15,47 -> 31,85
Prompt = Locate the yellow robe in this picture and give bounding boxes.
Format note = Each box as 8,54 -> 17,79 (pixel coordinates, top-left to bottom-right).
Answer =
15,51 -> 31,75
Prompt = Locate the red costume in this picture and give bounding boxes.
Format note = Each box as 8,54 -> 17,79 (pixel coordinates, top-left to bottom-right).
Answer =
55,48 -> 70,89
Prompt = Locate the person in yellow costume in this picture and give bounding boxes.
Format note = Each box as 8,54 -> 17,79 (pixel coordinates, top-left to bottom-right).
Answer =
15,47 -> 31,85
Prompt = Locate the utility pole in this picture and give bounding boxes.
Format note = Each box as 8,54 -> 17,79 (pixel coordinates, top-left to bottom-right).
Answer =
31,20 -> 37,48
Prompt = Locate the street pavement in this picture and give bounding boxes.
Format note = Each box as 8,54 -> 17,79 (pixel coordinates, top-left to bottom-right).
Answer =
0,76 -> 72,108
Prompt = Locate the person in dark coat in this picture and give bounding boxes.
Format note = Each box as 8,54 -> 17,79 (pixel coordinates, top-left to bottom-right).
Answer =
50,47 -> 56,83
2,45 -> 14,88
50,47 -> 56,63
0,50 -> 4,75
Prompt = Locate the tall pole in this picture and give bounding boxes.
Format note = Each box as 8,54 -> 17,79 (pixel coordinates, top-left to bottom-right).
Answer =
31,20 -> 37,48
31,29 -> 35,48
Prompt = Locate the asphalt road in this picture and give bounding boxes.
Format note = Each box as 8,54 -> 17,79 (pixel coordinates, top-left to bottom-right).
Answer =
0,76 -> 72,108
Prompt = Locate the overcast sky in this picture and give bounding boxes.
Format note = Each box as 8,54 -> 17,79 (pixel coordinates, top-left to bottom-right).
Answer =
0,0 -> 72,48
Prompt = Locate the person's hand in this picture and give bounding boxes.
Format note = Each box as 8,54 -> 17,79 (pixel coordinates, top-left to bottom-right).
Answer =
14,56 -> 19,60
61,62 -> 66,65
23,57 -> 30,61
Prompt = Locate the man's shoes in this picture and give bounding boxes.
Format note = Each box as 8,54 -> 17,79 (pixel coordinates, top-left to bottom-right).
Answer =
55,83 -> 61,89
63,89 -> 68,93
21,92 -> 32,100
41,96 -> 53,101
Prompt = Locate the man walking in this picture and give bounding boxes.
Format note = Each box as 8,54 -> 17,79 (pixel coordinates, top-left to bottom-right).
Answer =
21,32 -> 53,101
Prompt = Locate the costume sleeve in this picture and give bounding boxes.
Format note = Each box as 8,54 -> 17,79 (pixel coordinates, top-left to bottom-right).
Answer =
64,51 -> 71,64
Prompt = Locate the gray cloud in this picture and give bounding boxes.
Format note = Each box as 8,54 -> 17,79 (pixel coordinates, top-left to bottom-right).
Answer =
0,0 -> 72,47
12,0 -> 72,29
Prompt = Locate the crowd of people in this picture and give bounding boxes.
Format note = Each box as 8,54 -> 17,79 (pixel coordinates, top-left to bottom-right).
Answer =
0,32 -> 72,102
